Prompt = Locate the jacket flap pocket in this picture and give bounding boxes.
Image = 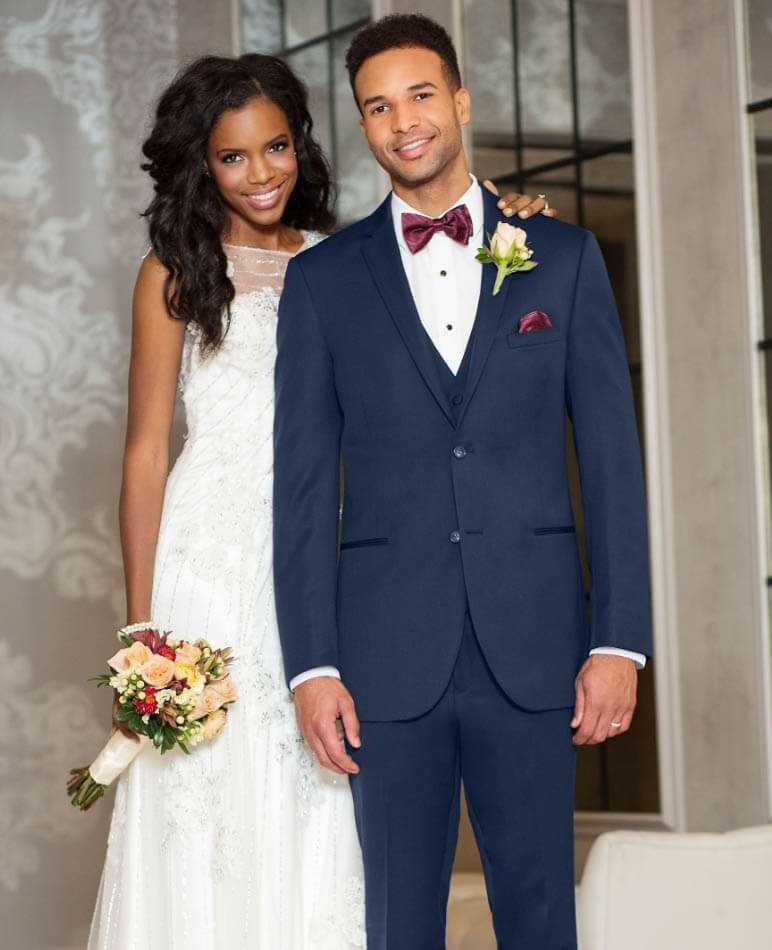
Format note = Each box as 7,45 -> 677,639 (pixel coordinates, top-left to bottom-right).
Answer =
340,537 -> 389,550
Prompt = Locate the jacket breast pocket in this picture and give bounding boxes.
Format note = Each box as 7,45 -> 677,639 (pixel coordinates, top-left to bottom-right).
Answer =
506,327 -> 562,349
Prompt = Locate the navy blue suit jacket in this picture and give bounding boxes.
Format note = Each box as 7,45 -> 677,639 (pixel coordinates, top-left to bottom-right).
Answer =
273,185 -> 651,721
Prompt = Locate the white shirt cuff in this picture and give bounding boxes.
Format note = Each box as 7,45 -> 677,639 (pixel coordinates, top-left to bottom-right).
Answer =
590,647 -> 646,670
289,666 -> 341,692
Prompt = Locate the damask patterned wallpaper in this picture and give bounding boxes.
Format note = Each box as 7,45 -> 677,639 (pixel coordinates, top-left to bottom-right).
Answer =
0,1 -> 178,946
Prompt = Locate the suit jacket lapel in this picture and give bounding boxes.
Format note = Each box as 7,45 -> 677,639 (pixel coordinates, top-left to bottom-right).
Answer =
456,186 -> 513,427
361,198 -> 455,426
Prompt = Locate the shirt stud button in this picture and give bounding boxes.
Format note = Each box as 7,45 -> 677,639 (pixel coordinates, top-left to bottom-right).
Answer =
446,324 -> 453,331
440,269 -> 447,276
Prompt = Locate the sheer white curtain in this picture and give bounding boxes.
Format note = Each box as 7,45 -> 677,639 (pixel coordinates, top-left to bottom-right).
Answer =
0,1 -> 177,947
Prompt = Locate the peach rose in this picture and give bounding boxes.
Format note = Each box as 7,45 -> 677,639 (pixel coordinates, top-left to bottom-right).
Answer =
126,641 -> 152,667
107,641 -> 151,673
175,641 -> 202,666
107,647 -> 131,673
490,221 -> 527,259
209,673 -> 237,704
141,655 -> 175,688
202,708 -> 228,740
191,686 -> 225,720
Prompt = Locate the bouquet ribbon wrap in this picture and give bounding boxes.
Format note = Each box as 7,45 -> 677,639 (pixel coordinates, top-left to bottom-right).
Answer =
89,732 -> 150,784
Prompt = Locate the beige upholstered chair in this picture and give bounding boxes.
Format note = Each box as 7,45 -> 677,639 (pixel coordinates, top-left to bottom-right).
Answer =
446,825 -> 772,949
576,824 -> 772,950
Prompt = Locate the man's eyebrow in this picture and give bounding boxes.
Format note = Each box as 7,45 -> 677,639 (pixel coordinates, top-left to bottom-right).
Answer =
362,81 -> 438,110
362,94 -> 385,110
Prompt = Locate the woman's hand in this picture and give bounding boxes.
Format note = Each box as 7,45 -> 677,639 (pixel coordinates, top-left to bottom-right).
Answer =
482,180 -> 557,220
112,690 -> 139,741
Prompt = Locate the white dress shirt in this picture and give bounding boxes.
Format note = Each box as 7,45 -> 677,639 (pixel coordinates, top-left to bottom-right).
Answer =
289,176 -> 644,691
392,175 -> 484,374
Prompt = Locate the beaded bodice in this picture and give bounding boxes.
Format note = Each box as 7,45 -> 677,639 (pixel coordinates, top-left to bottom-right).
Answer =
179,233 -> 323,445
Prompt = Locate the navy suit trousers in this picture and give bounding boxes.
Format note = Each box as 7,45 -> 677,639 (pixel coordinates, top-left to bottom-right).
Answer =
349,614 -> 577,950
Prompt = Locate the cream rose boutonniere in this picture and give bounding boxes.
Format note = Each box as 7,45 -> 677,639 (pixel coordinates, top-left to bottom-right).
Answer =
476,221 -> 537,296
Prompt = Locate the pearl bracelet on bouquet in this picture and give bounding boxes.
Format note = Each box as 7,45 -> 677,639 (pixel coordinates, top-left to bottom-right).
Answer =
116,621 -> 160,641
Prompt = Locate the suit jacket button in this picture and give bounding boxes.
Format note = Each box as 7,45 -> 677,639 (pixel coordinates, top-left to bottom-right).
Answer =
449,530 -> 461,543
452,445 -> 467,458
451,394 -> 463,406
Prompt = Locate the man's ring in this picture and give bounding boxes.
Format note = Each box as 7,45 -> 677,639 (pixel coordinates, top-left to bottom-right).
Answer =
537,193 -> 550,211
610,721 -> 622,728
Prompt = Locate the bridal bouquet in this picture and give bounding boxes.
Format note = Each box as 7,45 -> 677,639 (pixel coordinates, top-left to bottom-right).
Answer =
66,625 -> 236,811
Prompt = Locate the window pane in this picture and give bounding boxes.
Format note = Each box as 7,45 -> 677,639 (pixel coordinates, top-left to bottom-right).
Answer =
747,0 -> 772,104
463,0 -> 516,142
333,31 -> 378,223
575,0 -> 631,141
755,111 -> 772,339
516,0 -> 573,139
332,0 -> 370,29
754,108 -> 772,545
284,0 -> 328,47
241,0 -> 282,53
284,42 -> 332,162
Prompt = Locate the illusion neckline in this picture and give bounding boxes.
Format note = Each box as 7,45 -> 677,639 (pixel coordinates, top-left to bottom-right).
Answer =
222,239 -> 306,256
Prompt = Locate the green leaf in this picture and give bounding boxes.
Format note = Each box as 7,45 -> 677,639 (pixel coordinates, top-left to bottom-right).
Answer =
128,712 -> 144,733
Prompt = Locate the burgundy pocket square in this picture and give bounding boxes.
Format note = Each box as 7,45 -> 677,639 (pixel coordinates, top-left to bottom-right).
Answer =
518,311 -> 552,333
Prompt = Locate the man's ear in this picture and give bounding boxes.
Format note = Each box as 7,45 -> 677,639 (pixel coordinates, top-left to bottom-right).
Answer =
455,86 -> 471,127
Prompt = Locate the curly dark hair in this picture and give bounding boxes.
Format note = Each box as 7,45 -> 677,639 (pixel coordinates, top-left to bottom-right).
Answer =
141,54 -> 336,351
345,14 -> 461,111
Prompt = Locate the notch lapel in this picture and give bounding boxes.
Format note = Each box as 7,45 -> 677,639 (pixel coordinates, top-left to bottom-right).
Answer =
361,199 -> 455,426
456,187 -> 514,427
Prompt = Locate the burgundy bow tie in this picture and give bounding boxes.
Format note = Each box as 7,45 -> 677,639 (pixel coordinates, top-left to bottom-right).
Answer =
401,204 -> 474,254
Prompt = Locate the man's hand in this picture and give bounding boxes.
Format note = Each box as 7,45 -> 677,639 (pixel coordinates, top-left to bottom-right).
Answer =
482,180 -> 557,219
571,654 -> 637,745
294,676 -> 361,775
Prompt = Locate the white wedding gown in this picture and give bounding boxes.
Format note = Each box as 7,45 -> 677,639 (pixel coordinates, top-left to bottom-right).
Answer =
88,235 -> 366,949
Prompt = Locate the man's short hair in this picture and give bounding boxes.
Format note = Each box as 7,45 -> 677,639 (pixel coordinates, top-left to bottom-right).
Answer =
345,14 -> 462,111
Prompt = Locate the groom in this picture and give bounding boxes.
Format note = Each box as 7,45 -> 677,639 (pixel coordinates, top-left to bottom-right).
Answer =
274,13 -> 651,949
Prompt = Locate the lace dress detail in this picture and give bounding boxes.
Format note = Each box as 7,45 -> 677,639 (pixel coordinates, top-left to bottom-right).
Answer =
88,233 -> 365,949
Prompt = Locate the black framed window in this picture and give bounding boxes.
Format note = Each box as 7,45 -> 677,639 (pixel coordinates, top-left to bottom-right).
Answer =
746,0 -> 772,594
464,0 -> 658,813
240,0 -> 377,223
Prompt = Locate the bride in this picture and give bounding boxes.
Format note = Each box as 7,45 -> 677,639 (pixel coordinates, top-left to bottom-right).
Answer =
87,52 -> 547,948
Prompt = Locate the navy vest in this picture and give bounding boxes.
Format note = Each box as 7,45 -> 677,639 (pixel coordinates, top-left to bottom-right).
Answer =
425,320 -> 476,424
